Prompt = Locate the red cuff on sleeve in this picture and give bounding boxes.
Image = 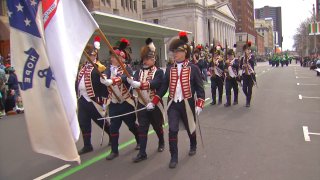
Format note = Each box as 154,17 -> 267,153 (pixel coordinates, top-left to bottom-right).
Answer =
196,98 -> 205,108
140,82 -> 150,90
112,77 -> 122,85
151,95 -> 161,105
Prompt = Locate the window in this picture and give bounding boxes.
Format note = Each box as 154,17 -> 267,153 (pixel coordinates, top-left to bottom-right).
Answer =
239,36 -> 242,41
134,0 -> 137,11
153,0 -> 157,8
121,0 -> 125,8
153,19 -> 159,24
142,0 -> 146,9
130,0 -> 133,10
101,0 -> 110,6
126,0 -> 129,9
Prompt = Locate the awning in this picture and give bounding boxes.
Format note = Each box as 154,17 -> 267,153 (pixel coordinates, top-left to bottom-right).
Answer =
91,11 -> 191,39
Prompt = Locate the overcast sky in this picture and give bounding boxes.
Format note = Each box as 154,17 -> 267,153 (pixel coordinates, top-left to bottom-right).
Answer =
254,0 -> 315,50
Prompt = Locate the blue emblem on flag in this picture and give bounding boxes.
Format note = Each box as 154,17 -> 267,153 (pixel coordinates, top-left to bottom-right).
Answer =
19,48 -> 39,90
7,0 -> 40,37
38,67 -> 55,88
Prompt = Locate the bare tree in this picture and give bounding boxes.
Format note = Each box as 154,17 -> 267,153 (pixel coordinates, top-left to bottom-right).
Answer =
293,17 -> 320,57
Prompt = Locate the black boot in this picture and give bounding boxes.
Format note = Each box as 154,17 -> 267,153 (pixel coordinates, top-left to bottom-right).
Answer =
78,134 -> 93,155
189,132 -> 197,156
132,153 -> 147,163
78,145 -> 93,155
133,131 -> 147,162
245,97 -> 251,107
156,129 -> 165,152
106,133 -> 119,160
169,131 -> 178,169
211,95 -> 216,105
134,133 -> 147,162
224,95 -> 231,107
130,125 -> 140,150
106,152 -> 119,160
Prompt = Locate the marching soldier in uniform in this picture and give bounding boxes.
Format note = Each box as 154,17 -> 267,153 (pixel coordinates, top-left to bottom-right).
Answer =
127,38 -> 165,163
209,46 -> 224,105
146,32 -> 205,169
76,42 -> 111,155
240,42 -> 256,107
224,49 -> 239,107
100,38 -> 140,160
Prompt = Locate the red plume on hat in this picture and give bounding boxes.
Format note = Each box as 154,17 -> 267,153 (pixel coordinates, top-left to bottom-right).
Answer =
119,38 -> 129,50
94,36 -> 101,50
179,31 -> 188,43
247,41 -> 252,47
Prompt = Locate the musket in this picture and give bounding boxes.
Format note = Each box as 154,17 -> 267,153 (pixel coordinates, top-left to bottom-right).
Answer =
244,34 -> 249,75
211,38 -> 217,78
224,39 -> 230,80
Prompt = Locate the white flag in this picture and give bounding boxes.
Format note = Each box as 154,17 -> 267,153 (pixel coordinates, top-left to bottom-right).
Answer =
7,0 -> 97,162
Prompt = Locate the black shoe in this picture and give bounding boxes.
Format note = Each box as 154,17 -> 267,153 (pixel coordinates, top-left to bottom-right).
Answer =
233,101 -> 238,105
106,152 -> 119,160
224,103 -> 231,107
189,148 -> 197,156
132,154 -> 147,163
210,101 -> 216,105
78,146 -> 93,155
169,160 -> 178,169
158,143 -> 165,152
135,144 -> 140,150
217,101 -> 222,105
245,103 -> 250,107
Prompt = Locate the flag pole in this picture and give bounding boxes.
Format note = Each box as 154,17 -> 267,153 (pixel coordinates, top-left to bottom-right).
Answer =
96,28 -> 147,105
83,51 -> 121,102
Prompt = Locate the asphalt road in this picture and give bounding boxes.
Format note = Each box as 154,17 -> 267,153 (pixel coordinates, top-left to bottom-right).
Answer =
0,62 -> 319,180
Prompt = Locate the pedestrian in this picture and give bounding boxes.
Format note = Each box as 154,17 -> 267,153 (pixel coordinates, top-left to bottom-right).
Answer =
101,38 -> 140,160
240,42 -> 256,107
209,46 -> 224,105
146,32 -> 205,169
224,49 -> 239,107
75,43 -> 111,155
127,38 -> 165,163
6,67 -> 19,98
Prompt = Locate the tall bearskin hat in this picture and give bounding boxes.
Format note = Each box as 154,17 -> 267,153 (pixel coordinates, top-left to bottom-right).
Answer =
243,41 -> 252,51
140,38 -> 156,60
110,38 -> 131,62
169,31 -> 191,58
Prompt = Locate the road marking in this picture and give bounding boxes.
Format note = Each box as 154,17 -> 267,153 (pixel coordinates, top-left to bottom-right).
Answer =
299,94 -> 320,100
296,76 -> 312,79
303,126 -> 320,142
297,83 -> 320,86
34,164 -> 71,180
303,126 -> 310,141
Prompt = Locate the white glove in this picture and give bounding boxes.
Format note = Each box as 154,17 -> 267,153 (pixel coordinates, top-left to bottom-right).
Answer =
195,106 -> 202,116
126,77 -> 141,88
100,77 -> 113,86
146,102 -> 155,111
